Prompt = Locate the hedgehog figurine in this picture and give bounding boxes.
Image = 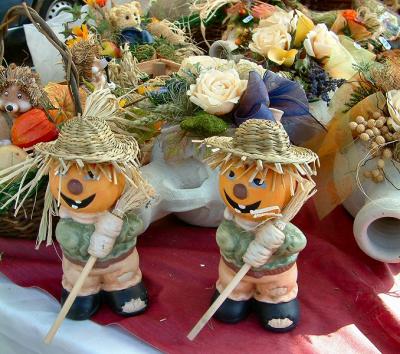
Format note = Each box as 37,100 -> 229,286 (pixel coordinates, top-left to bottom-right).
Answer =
70,40 -> 109,90
0,64 -> 48,118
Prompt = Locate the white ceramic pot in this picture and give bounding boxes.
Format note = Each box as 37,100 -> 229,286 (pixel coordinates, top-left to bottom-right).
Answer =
139,126 -> 225,231
335,142 -> 400,263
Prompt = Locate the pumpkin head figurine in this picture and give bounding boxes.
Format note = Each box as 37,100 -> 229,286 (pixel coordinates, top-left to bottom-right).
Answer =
0,90 -> 155,320
198,113 -> 318,332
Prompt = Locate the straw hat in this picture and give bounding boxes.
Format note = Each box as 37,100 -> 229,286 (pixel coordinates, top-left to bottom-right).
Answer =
202,119 -> 318,166
35,116 -> 140,165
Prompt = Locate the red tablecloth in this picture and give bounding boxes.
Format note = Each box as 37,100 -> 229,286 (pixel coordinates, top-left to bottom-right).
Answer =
0,202 -> 399,353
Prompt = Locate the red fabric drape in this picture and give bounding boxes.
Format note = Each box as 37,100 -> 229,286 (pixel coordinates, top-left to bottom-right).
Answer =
0,202 -> 399,353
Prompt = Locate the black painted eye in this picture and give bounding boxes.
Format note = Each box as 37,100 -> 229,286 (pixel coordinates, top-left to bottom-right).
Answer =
84,170 -> 97,180
227,170 -> 235,180
4,91 -> 8,96
125,15 -> 130,20
17,93 -> 22,99
251,178 -> 266,189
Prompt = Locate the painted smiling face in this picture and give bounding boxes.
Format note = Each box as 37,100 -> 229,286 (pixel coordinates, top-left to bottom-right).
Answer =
219,164 -> 293,222
49,163 -> 125,214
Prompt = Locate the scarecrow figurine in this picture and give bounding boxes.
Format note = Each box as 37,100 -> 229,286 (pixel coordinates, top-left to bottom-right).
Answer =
0,91 -> 155,321
197,114 -> 318,333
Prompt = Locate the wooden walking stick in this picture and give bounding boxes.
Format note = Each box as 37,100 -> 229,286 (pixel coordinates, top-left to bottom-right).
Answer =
187,181 -> 316,341
44,189 -> 138,344
44,255 -> 97,344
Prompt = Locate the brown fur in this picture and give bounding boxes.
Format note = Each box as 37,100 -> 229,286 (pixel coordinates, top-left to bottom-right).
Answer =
70,40 -> 101,81
0,64 -> 46,107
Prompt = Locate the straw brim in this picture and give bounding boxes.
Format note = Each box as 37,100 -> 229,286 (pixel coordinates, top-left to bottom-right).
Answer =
203,136 -> 318,165
34,134 -> 140,164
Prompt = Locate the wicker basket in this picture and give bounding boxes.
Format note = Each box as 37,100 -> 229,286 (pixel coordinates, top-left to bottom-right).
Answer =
0,4 -> 82,239
0,193 -> 46,238
137,58 -> 180,77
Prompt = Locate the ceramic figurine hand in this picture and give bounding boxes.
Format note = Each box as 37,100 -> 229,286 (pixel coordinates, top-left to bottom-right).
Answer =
88,212 -> 124,258
243,221 -> 286,268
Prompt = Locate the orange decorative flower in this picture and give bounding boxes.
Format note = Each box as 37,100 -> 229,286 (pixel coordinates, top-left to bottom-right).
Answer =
342,10 -> 357,22
66,24 -> 89,47
84,0 -> 107,7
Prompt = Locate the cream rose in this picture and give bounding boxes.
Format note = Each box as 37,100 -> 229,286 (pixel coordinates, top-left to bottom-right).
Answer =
387,90 -> 400,127
304,23 -> 343,59
235,59 -> 266,80
258,9 -> 296,32
304,23 -> 357,79
249,24 -> 291,58
178,56 -> 229,77
188,69 -> 247,116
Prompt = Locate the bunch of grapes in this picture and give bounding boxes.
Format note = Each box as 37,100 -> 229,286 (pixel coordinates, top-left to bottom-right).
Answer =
305,60 -> 346,102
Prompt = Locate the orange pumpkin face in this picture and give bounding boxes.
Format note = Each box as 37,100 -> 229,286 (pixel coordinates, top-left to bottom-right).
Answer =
49,163 -> 125,214
219,164 -> 293,222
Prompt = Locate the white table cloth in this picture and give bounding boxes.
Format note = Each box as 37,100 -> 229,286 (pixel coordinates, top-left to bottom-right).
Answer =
0,273 -> 159,354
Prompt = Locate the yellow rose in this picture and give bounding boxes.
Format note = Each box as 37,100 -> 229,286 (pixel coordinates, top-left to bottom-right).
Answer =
387,90 -> 400,128
188,69 -> 247,116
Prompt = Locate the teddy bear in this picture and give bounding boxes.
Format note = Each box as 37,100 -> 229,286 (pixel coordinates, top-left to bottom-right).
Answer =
108,1 -> 154,46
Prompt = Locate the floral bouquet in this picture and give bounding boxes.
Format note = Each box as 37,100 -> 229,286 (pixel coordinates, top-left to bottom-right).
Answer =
144,55 -> 325,161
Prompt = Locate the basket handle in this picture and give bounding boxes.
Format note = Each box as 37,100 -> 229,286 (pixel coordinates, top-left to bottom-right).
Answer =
0,3 -> 82,115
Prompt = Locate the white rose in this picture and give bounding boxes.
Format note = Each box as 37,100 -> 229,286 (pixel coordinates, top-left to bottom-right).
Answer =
188,69 -> 247,116
387,90 -> 400,128
304,23 -> 343,60
235,59 -> 266,80
258,9 -> 297,32
249,24 -> 291,57
178,56 -> 229,78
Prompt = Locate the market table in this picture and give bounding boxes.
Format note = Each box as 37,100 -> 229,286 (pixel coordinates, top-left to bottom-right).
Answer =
0,202 -> 399,354
0,273 -> 159,354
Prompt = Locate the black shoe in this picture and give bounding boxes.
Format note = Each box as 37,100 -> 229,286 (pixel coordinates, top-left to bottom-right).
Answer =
61,288 -> 101,321
254,298 -> 299,333
211,290 -> 251,324
103,281 -> 148,317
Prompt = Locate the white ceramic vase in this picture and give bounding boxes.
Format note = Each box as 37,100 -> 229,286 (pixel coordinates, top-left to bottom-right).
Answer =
335,141 -> 400,263
138,126 -> 225,231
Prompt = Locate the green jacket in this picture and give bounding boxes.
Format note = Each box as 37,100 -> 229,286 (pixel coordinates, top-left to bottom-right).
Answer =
56,213 -> 144,263
216,219 -> 307,271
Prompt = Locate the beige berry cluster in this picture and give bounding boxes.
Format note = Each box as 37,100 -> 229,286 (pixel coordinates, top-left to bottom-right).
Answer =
349,111 -> 396,183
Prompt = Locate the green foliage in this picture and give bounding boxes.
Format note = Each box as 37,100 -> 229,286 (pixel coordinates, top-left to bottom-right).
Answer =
130,44 -> 157,62
63,3 -> 83,21
343,62 -> 378,112
0,170 -> 48,215
122,107 -> 161,144
180,112 -> 228,137
147,75 -> 198,119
